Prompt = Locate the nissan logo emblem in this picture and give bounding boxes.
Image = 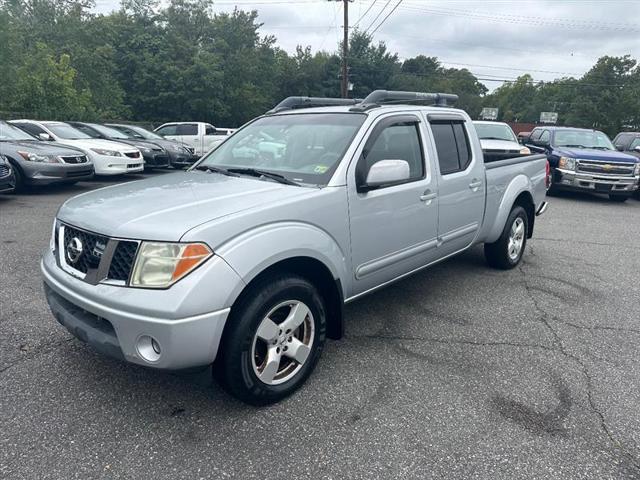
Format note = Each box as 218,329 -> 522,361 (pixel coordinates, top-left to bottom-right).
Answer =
66,237 -> 83,264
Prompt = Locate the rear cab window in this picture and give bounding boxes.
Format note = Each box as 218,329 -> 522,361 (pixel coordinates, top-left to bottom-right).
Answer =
430,119 -> 472,175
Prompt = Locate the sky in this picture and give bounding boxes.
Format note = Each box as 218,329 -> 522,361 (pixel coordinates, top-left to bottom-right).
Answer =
94,0 -> 640,90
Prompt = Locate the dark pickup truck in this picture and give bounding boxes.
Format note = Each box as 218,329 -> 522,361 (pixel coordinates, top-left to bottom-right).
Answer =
526,126 -> 640,202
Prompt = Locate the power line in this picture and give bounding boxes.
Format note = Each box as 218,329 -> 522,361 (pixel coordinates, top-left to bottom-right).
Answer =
363,0 -> 392,34
353,0 -> 377,27
369,0 -> 403,35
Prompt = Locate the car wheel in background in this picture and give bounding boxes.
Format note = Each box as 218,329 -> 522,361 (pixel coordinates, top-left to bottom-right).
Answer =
216,274 -> 327,405
484,205 -> 528,270
9,163 -> 25,193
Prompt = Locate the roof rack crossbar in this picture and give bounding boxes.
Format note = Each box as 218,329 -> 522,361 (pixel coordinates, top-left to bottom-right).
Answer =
267,96 -> 360,114
350,90 -> 458,111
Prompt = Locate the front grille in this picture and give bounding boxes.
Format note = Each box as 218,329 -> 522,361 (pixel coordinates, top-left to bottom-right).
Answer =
60,155 -> 88,164
62,225 -> 107,274
58,223 -> 139,285
108,241 -> 138,281
0,164 -> 10,177
577,160 -> 635,176
125,151 -> 140,159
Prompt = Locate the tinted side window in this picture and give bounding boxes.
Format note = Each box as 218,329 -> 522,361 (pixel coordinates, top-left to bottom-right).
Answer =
15,123 -> 45,136
176,124 -> 198,135
359,119 -> 425,185
629,138 -> 640,150
205,124 -> 216,135
431,121 -> 472,175
156,125 -> 178,136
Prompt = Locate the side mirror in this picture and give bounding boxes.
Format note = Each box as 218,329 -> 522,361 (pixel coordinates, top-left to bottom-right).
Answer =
38,133 -> 52,141
634,146 -> 640,153
361,159 -> 410,191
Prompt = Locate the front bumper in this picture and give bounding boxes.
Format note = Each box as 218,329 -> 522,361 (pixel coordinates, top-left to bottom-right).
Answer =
554,168 -> 639,194
168,151 -> 199,168
142,151 -> 170,168
0,170 -> 16,193
22,162 -> 94,185
41,249 -> 239,370
91,154 -> 144,176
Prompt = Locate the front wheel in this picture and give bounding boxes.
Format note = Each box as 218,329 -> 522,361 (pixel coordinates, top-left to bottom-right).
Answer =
609,194 -> 629,202
216,274 -> 326,405
484,205 -> 528,269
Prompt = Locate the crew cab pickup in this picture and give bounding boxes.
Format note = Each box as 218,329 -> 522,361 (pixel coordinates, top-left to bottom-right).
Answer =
527,126 -> 640,201
42,91 -> 548,405
154,122 -> 234,157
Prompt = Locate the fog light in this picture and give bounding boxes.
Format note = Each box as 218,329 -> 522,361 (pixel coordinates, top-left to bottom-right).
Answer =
136,335 -> 161,362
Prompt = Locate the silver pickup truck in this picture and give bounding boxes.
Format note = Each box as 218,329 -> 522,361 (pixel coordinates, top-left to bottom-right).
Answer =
42,91 -> 548,404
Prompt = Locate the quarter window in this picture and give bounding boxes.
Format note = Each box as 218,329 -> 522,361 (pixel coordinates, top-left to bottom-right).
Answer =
176,124 -> 198,135
431,121 -> 472,175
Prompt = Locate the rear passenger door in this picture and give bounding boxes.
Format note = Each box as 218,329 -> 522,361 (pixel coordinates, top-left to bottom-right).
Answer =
347,114 -> 439,295
428,114 -> 485,255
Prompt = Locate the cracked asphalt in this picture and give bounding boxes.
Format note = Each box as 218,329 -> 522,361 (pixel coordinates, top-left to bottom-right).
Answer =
1,174 -> 639,479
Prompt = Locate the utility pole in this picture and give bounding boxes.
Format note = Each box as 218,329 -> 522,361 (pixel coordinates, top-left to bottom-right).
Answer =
330,0 -> 351,98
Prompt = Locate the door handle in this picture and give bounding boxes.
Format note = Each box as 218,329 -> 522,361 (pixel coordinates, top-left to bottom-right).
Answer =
469,179 -> 482,191
420,191 -> 437,205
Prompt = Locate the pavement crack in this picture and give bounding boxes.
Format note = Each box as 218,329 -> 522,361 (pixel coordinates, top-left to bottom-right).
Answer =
519,259 -> 640,472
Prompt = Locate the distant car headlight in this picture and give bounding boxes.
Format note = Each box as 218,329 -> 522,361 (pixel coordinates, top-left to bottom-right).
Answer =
519,146 -> 531,155
130,242 -> 213,288
91,148 -> 122,157
558,156 -> 576,171
17,151 -> 61,163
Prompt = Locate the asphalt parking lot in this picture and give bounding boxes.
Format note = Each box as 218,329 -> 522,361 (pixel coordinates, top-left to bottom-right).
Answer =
1,173 -> 639,479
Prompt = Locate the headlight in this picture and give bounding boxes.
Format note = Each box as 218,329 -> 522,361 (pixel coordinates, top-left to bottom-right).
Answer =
130,242 -> 212,288
558,156 -> 576,171
17,151 -> 61,163
634,163 -> 640,176
91,148 -> 122,157
519,146 -> 531,155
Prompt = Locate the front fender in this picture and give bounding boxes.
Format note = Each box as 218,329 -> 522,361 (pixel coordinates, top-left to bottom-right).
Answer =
485,174 -> 533,244
213,221 -> 349,295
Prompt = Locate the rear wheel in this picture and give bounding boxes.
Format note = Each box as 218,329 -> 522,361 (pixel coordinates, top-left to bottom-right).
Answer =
216,274 -> 326,405
484,205 -> 528,269
609,194 -> 629,202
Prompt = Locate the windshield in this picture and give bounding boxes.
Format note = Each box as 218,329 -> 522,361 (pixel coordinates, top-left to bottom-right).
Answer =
196,113 -> 366,186
128,125 -> 163,140
474,123 -> 517,142
553,130 -> 614,150
0,122 -> 37,141
46,124 -> 92,139
89,124 -> 130,139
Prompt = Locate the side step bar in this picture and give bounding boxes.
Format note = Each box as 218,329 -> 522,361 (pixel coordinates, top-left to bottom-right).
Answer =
536,201 -> 548,216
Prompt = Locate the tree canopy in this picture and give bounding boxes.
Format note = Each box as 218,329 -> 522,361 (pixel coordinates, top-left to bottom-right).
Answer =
1,0 -> 638,135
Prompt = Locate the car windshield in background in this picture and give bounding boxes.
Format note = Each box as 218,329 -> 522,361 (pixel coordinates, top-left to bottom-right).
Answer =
197,113 -> 366,186
474,123 -> 517,142
46,124 -> 92,140
0,122 -> 37,141
90,124 -> 130,139
129,126 -> 163,140
554,130 -> 614,150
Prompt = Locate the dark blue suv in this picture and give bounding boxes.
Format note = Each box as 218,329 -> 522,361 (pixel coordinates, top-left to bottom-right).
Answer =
527,126 -> 640,202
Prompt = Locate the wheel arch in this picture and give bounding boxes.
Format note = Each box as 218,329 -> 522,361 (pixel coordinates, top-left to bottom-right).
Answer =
485,175 -> 535,243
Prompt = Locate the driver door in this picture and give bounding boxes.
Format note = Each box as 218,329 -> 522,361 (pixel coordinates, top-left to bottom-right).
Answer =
347,114 -> 439,295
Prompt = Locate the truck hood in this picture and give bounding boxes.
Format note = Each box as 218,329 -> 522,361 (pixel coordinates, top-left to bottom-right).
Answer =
554,147 -> 639,163
479,139 -> 522,151
57,171 -> 312,241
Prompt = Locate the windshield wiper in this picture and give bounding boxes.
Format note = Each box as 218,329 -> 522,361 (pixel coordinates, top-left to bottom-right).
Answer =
561,144 -> 587,148
482,136 -> 511,141
193,165 -> 238,177
226,167 -> 300,186
588,146 -> 610,150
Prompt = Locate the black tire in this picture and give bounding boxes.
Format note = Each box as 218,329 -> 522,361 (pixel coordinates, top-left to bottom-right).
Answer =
609,194 -> 629,202
10,164 -> 24,193
484,205 -> 528,270
216,274 -> 327,405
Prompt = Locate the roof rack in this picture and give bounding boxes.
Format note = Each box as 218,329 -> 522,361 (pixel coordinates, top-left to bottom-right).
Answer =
349,90 -> 458,112
267,96 -> 361,114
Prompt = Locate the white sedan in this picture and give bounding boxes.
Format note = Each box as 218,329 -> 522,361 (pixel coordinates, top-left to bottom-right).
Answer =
9,120 -> 144,176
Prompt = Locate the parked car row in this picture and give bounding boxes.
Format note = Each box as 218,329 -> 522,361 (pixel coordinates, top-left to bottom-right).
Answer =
474,120 -> 640,202
0,119 -> 234,193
